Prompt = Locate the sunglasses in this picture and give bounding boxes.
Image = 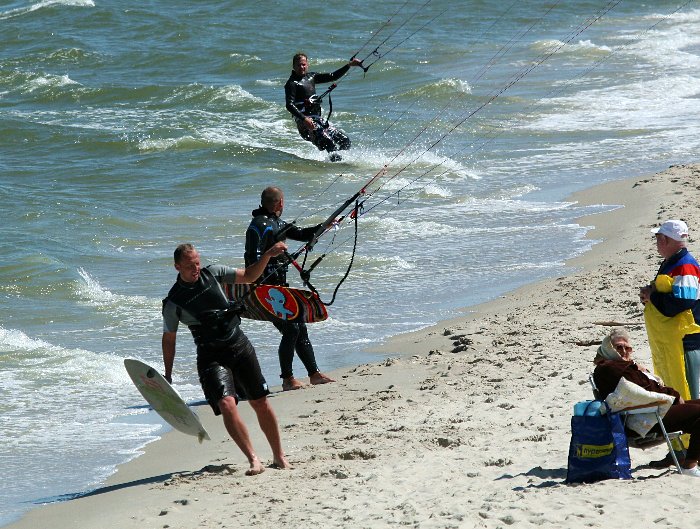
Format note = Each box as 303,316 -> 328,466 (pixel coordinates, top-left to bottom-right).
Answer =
613,343 -> 633,353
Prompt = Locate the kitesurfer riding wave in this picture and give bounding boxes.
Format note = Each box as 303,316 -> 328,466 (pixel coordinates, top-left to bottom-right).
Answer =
284,53 -> 362,159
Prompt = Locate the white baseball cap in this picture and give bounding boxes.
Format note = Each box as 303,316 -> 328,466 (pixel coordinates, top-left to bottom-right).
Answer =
651,219 -> 689,242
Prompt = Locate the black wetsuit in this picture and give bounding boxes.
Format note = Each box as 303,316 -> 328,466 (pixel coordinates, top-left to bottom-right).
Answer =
162,266 -> 269,412
284,65 -> 352,153
244,207 -> 322,380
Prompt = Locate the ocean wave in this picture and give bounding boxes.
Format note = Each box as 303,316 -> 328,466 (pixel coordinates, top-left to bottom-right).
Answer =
400,78 -> 472,100
136,112 -> 291,153
363,147 -> 478,182
0,47 -> 92,69
315,316 -> 385,333
5,74 -> 272,114
529,74 -> 700,133
137,135 -> 212,152
488,259 -> 567,272
532,38 -> 612,56
162,82 -> 267,107
2,69 -> 81,96
624,23 -> 700,70
44,47 -> 90,63
503,184 -> 540,199
75,267 -> 157,310
351,157 -> 476,199
0,0 -> 93,20
309,57 -> 352,68
229,52 -> 262,65
362,176 -> 453,202
255,78 -> 283,87
422,183 -> 453,198
73,267 -> 161,336
26,73 -> 78,92
461,196 -> 574,215
365,215 -> 456,239
0,326 -> 53,354
666,7 -> 700,24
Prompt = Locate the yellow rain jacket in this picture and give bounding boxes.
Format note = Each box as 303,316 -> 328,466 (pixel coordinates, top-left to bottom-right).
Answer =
644,274 -> 700,401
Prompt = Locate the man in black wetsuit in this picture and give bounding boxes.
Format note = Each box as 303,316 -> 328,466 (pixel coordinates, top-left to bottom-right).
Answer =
284,53 -> 362,155
245,186 -> 335,391
162,242 -> 291,475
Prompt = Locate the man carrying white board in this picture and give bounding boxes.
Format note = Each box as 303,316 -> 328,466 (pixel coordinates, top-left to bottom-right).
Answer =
162,242 -> 291,475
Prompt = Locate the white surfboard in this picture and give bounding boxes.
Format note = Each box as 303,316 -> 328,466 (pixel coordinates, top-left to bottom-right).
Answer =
124,358 -> 210,443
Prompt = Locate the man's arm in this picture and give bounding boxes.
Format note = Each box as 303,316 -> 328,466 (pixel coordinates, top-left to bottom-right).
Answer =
236,241 -> 287,284
162,331 -> 177,384
280,222 -> 322,243
315,58 -> 363,84
649,262 -> 700,316
649,290 -> 697,317
649,270 -> 699,317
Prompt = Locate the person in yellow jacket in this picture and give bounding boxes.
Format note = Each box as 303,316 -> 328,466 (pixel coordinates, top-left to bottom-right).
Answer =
640,220 -> 700,401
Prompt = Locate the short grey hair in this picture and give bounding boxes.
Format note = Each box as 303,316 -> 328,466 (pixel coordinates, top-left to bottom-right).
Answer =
607,327 -> 630,344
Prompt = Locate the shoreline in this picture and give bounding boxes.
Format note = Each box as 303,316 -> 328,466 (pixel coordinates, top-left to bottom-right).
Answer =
372,173 -> 646,357
8,163 -> 700,529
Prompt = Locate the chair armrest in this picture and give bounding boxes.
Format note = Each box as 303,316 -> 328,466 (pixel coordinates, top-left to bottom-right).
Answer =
619,401 -> 668,414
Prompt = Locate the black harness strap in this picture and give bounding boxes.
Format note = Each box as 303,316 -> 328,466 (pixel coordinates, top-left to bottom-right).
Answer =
325,91 -> 333,127
305,83 -> 338,128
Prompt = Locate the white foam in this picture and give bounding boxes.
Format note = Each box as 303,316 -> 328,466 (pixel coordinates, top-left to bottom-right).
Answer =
0,326 -> 53,352
36,0 -> 94,7
529,74 -> 700,133
217,84 -> 266,104
428,77 -> 472,94
229,52 -> 261,64
532,38 -> 611,55
422,183 -> 452,197
75,268 -> 159,327
363,215 -> 455,239
0,0 -> 93,20
25,73 -> 79,92
76,267 -> 117,301
138,135 -> 217,151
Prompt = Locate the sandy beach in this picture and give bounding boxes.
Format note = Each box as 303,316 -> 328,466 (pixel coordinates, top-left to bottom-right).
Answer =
9,163 -> 700,529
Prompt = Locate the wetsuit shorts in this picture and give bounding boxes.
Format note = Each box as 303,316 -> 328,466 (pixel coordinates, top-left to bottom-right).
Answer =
196,330 -> 269,415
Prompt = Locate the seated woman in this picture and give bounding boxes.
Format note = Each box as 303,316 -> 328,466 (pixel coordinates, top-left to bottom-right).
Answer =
593,327 -> 700,477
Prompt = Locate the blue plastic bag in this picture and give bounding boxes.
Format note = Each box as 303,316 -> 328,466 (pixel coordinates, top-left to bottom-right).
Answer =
573,400 -> 604,416
566,401 -> 632,483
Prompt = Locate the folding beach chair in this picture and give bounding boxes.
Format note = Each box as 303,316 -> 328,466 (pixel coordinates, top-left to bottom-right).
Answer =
588,374 -> 683,474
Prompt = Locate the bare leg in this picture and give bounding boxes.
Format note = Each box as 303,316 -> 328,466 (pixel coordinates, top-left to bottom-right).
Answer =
218,396 -> 265,476
248,396 -> 291,469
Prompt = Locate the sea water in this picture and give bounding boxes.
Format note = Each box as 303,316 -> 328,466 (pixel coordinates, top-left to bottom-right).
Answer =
1,0 -> 699,524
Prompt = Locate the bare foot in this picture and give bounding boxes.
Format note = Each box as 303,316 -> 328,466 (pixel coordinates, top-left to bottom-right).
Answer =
271,456 -> 292,470
309,372 -> 335,385
245,456 -> 266,476
282,377 -> 305,391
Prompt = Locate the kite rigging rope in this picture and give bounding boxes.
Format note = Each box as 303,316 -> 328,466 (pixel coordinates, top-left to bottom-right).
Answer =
281,0 -> 696,300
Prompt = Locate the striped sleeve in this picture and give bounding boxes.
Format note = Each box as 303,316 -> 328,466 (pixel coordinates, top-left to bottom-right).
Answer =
671,262 -> 700,300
